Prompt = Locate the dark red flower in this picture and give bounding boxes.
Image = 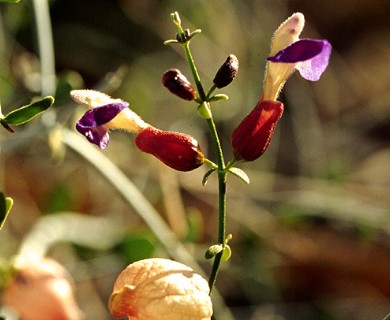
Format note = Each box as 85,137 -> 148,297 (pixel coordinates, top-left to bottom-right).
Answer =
135,126 -> 204,171
231,100 -> 284,162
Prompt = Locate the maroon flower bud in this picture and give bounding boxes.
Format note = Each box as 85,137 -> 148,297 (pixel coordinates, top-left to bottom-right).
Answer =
135,126 -> 204,171
231,100 -> 284,161
162,69 -> 196,101
213,54 -> 239,89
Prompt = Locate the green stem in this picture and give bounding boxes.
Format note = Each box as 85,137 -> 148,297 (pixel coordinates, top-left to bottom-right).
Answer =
205,95 -> 228,295
208,169 -> 227,292
207,84 -> 217,99
175,14 -> 229,294
174,20 -> 207,101
183,42 -> 207,101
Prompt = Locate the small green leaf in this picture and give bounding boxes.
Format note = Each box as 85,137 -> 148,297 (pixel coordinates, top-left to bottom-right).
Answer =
221,245 -> 232,262
0,193 -> 13,230
209,94 -> 229,102
1,96 -> 54,126
202,168 -> 216,186
228,167 -> 250,184
197,101 -> 212,119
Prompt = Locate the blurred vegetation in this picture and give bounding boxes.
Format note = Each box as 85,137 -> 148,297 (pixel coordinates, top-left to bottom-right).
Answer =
0,0 -> 390,319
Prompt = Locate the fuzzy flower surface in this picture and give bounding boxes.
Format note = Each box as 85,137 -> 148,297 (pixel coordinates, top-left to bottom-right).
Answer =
135,126 -> 204,171
231,100 -> 284,161
71,89 -> 147,149
263,12 -> 332,100
109,258 -> 212,320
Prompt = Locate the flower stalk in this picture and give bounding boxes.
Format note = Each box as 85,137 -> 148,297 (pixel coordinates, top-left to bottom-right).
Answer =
170,11 -> 229,293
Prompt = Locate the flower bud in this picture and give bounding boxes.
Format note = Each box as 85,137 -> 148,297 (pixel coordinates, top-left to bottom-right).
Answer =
3,257 -> 82,320
231,100 -> 284,161
135,126 -> 204,171
270,13 -> 305,57
109,258 -> 212,320
162,69 -> 196,101
213,54 -> 239,88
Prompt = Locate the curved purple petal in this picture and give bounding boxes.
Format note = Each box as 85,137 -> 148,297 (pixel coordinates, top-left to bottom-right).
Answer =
77,124 -> 110,149
77,102 -> 129,128
296,40 -> 332,81
267,39 -> 332,81
267,39 -> 326,63
75,101 -> 129,149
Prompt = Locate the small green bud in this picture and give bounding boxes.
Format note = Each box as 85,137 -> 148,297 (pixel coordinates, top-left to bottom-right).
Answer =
171,11 -> 181,26
205,244 -> 223,259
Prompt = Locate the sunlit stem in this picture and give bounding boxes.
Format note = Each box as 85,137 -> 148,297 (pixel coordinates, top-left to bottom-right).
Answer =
172,13 -> 229,294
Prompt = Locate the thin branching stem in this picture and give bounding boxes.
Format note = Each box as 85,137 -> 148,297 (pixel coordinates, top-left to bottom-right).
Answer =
174,15 -> 229,294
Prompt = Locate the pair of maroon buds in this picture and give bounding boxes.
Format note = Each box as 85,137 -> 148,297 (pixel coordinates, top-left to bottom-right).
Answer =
160,54 -> 283,164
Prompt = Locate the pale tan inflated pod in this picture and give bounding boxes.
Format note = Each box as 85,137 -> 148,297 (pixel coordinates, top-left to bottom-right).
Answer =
109,258 -> 213,320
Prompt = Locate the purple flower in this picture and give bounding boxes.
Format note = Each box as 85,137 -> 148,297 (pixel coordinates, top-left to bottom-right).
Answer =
262,13 -> 332,101
71,90 -> 148,149
76,102 -> 129,149
267,39 -> 332,81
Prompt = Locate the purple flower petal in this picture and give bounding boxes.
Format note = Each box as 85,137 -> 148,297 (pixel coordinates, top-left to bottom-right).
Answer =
76,102 -> 129,149
78,125 -> 110,149
296,40 -> 332,81
267,39 -> 332,81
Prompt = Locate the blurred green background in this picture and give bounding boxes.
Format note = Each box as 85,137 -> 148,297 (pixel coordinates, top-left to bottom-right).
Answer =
1,0 -> 390,319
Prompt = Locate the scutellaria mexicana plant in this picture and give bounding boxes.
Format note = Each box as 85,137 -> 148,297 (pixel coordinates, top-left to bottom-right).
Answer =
70,10 -> 331,318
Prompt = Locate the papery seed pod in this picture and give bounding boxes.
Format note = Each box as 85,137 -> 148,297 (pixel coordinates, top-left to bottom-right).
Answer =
135,126 -> 204,171
109,258 -> 213,320
231,100 -> 284,162
3,258 -> 82,320
213,54 -> 239,89
162,69 -> 196,101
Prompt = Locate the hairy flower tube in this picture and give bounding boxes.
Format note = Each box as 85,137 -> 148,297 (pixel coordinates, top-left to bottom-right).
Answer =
109,258 -> 212,320
135,126 -> 204,171
231,100 -> 284,161
2,257 -> 82,320
262,12 -> 332,101
71,89 -> 204,171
